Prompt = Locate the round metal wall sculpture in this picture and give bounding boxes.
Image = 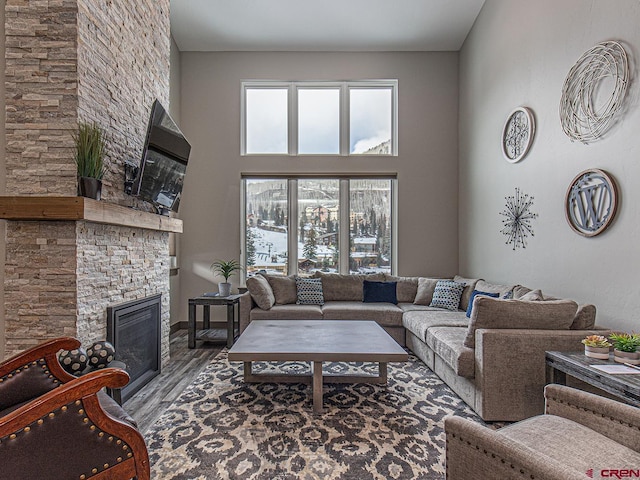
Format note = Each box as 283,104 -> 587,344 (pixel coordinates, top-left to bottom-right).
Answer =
559,41 -> 629,144
502,107 -> 535,163
565,169 -> 618,237
500,188 -> 538,250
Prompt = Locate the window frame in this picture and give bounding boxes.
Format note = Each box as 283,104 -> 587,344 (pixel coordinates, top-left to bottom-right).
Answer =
241,80 -> 398,156
240,175 -> 397,283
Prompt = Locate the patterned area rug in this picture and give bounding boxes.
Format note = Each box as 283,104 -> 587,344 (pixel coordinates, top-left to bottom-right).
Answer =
145,350 -> 481,479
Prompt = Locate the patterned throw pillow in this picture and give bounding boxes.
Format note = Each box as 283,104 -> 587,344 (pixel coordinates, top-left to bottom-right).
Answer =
295,277 -> 324,305
429,280 -> 466,311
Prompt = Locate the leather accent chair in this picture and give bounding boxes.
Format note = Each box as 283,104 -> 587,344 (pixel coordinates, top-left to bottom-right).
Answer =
0,337 -> 150,480
445,384 -> 640,480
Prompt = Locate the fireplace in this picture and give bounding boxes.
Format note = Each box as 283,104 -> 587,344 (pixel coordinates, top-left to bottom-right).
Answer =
107,294 -> 162,403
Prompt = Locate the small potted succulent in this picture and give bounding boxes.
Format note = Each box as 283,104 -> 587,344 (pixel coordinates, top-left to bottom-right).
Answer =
609,332 -> 640,365
581,335 -> 611,359
210,259 -> 243,297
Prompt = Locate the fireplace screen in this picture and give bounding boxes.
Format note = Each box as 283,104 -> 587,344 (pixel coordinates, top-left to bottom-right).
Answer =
107,294 -> 161,403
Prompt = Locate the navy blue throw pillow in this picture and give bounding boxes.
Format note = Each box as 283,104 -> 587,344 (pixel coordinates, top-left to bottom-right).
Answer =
363,280 -> 398,304
466,289 -> 500,317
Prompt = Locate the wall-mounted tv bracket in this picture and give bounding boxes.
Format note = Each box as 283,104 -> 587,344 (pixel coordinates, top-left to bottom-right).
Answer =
124,160 -> 140,195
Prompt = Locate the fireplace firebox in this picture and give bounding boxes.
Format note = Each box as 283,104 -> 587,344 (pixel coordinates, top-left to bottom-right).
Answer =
107,294 -> 162,403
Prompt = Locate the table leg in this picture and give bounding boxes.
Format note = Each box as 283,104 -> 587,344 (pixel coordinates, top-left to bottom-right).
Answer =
546,363 -> 566,385
313,361 -> 323,414
244,361 -> 252,381
227,303 -> 235,348
203,305 -> 210,330
188,303 -> 196,349
379,362 -> 388,383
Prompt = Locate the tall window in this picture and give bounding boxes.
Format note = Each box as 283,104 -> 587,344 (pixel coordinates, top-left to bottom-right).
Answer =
242,81 -> 398,156
242,177 -> 395,278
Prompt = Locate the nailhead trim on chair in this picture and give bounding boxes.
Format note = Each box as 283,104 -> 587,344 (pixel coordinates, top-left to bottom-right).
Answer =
447,432 -> 537,479
0,398 -> 132,479
546,395 -> 640,430
0,359 -> 61,386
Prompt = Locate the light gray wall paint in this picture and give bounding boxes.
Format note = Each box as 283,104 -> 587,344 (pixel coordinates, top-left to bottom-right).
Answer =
169,35 -> 182,326
459,0 -> 640,331
176,52 -> 460,322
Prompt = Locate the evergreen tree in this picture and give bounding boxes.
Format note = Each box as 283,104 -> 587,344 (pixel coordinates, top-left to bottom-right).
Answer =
246,227 -> 257,266
303,227 -> 318,260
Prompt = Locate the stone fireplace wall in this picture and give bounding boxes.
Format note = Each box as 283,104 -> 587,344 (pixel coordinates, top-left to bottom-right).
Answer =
3,0 -> 172,361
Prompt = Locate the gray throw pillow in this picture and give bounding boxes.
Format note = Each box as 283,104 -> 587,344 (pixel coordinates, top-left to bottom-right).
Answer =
463,296 -> 578,348
413,277 -> 445,305
571,304 -> 597,329
266,274 -> 298,305
245,275 -> 275,310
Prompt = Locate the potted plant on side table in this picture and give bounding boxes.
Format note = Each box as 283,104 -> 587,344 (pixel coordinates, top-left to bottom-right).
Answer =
581,335 -> 611,359
74,121 -> 106,200
210,259 -> 243,297
609,332 -> 640,365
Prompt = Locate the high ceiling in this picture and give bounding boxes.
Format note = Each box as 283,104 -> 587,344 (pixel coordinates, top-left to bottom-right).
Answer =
170,0 -> 486,52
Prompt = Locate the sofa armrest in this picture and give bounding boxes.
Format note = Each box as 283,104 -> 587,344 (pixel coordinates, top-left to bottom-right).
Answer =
445,416 -> 586,480
544,384 -> 640,452
238,291 -> 254,333
474,328 -> 609,421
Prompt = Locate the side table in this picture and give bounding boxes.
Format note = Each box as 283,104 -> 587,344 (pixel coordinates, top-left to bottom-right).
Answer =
188,294 -> 242,349
546,350 -> 640,407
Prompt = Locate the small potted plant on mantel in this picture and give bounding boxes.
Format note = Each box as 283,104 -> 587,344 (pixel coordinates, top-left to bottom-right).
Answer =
74,121 -> 107,200
210,259 -> 243,297
581,335 -> 612,359
609,332 -> 640,365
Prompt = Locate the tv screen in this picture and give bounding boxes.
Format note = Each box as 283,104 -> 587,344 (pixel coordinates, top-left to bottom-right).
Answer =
132,100 -> 191,213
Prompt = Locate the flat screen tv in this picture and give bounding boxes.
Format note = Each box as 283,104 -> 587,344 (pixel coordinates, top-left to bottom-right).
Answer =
131,99 -> 191,213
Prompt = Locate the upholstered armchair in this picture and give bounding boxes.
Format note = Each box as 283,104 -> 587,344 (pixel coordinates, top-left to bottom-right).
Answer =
445,384 -> 640,480
0,337 -> 150,480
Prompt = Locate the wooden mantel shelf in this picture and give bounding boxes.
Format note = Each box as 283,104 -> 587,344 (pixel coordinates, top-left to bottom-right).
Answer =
0,196 -> 183,233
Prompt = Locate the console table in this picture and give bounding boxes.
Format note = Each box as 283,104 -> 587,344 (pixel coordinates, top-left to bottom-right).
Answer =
188,294 -> 242,349
545,350 -> 640,407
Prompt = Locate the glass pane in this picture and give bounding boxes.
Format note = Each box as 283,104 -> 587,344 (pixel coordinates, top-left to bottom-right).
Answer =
350,88 -> 392,154
349,179 -> 392,274
244,179 -> 289,276
298,89 -> 340,154
245,88 -> 288,154
298,179 -> 340,276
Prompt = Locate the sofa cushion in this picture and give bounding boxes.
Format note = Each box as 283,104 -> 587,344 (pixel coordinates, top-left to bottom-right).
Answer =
266,274 -> 298,305
384,275 -> 419,303
402,309 -> 469,342
295,277 -> 324,305
250,304 -> 323,320
425,327 -> 475,378
321,301 -> 403,327
313,272 -> 385,301
498,414 -> 640,475
246,275 -> 275,310
453,275 -> 481,311
430,280 -> 466,311
363,280 -> 398,304
464,297 -> 579,348
413,277 -> 445,305
474,279 -> 515,299
571,304 -> 597,329
465,290 -> 499,317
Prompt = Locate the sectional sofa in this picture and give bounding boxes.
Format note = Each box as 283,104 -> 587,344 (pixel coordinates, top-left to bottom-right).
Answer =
239,272 -> 607,421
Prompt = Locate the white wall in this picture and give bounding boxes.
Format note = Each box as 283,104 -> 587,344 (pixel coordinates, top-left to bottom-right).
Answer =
459,0 -> 640,331
169,35 -> 182,326
176,52 -> 460,321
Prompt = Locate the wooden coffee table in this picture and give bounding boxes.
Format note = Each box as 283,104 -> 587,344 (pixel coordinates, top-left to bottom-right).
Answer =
227,320 -> 408,413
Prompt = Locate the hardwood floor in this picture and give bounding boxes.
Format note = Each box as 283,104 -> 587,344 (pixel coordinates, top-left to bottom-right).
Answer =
123,330 -> 223,433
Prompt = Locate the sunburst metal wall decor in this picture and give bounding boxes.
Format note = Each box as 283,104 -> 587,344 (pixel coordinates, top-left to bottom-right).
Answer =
500,188 -> 538,250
